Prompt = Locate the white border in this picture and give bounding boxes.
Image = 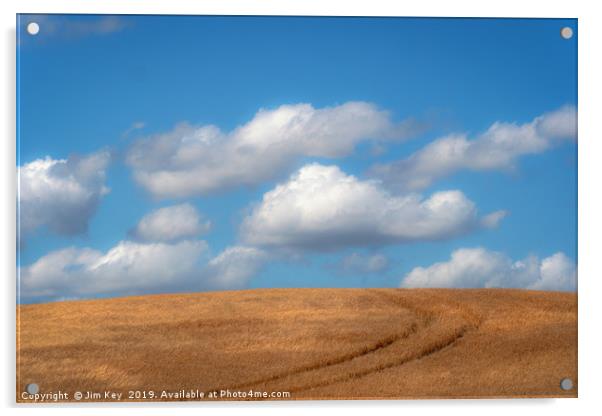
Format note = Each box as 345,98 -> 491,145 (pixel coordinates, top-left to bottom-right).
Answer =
2,1 -> 601,415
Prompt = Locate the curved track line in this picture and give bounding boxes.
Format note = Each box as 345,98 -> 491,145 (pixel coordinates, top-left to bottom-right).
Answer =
208,320 -> 422,393
289,291 -> 482,394
208,291 -> 431,393
291,324 -> 472,394
210,290 -> 480,395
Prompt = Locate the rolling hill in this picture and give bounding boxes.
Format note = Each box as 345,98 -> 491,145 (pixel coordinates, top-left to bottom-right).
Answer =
17,288 -> 577,401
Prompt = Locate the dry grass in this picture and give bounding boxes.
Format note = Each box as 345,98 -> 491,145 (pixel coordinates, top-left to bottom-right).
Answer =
16,288 -> 577,401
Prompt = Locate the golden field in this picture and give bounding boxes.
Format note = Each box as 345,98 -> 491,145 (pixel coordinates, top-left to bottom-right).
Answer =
16,288 -> 577,401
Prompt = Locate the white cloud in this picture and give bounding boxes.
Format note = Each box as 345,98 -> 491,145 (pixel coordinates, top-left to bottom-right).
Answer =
241,163 -> 501,250
130,203 -> 211,242
126,102 -> 420,198
336,253 -> 389,275
20,240 -> 269,301
18,151 -> 110,238
203,246 -> 268,289
20,240 -> 208,299
480,210 -> 509,229
122,121 -> 146,138
372,105 -> 577,191
530,252 -> 578,291
401,247 -> 576,291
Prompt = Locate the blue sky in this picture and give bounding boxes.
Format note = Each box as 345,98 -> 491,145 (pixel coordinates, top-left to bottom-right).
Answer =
17,15 -> 577,303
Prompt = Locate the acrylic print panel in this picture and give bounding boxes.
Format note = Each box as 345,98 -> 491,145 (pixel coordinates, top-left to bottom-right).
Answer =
16,14 -> 577,402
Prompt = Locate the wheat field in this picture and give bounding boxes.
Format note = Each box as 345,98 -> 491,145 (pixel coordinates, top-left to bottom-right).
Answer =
16,288 -> 577,401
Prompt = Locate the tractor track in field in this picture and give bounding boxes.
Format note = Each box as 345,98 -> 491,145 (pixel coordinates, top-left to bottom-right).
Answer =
211,290 -> 479,395
290,323 -> 473,394
207,307 -> 423,392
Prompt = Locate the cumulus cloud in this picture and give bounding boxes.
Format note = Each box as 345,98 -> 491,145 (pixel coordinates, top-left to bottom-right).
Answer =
480,210 -> 509,229
126,102 -> 421,198
20,240 -> 208,299
241,163 -> 501,250
19,190 -> 271,301
18,151 -> 111,239
401,247 -> 576,291
20,240 -> 268,301
531,252 -> 577,291
203,246 -> 268,289
335,253 -> 390,275
130,203 -> 211,242
372,105 -> 577,191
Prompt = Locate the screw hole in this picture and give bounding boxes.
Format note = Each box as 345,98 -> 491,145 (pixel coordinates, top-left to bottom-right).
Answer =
560,378 -> 573,391
560,27 -> 573,40
26,383 -> 39,394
